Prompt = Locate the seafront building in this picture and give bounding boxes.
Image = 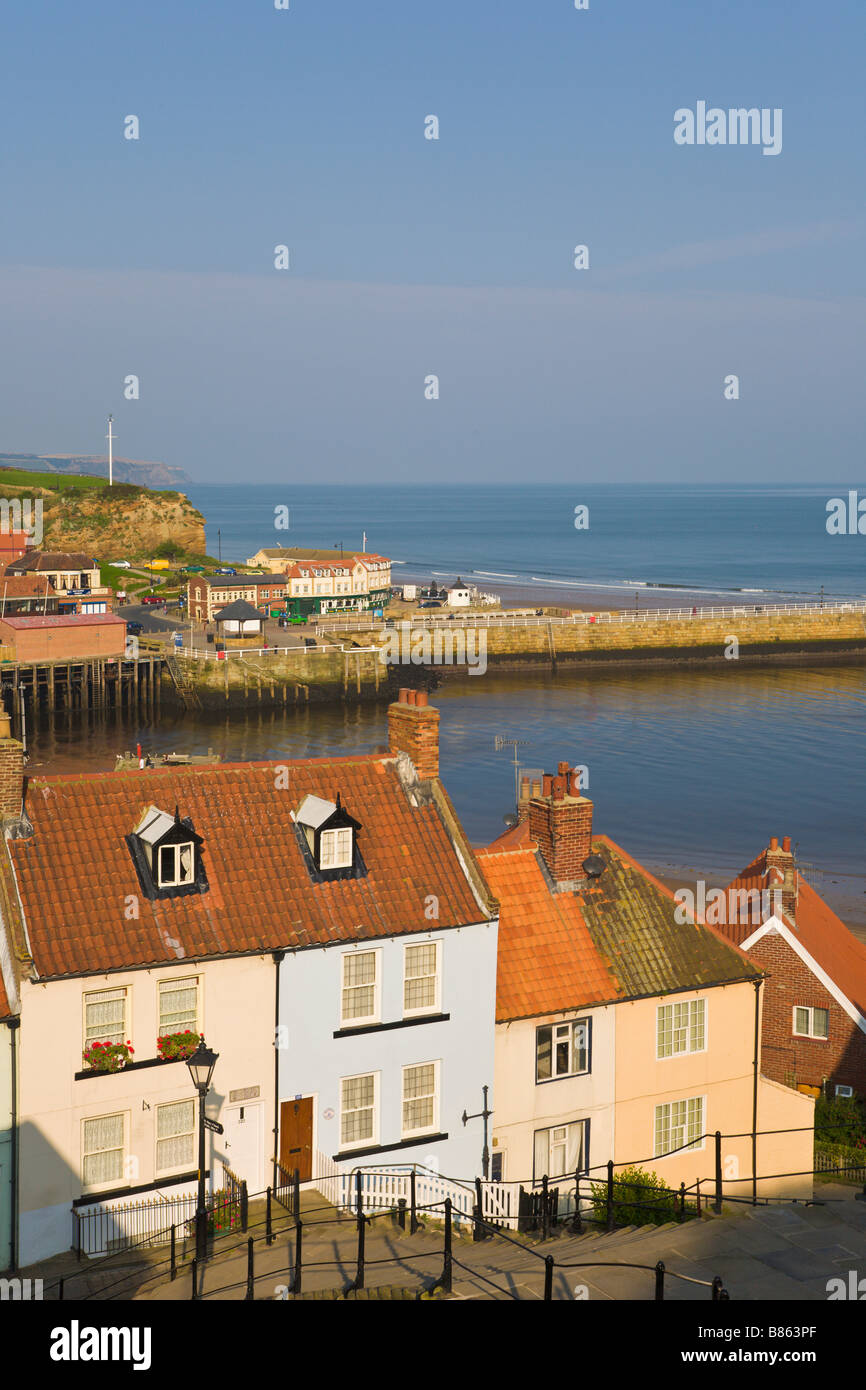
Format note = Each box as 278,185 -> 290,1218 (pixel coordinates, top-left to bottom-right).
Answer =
5,552 -> 113,615
243,546 -> 392,618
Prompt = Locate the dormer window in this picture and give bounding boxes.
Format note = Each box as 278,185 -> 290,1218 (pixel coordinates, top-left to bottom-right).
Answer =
127,805 -> 207,901
158,842 -> 195,887
294,792 -> 364,882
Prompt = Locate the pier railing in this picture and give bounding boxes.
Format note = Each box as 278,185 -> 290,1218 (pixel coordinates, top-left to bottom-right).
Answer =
315,598 -> 866,634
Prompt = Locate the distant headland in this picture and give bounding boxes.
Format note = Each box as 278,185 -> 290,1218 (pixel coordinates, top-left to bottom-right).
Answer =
0,452 -> 193,490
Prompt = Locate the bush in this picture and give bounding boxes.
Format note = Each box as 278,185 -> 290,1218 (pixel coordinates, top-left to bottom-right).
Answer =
815,1094 -> 866,1147
589,1164 -> 680,1226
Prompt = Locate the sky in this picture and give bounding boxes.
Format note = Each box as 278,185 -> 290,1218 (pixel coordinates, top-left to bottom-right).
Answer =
0,0 -> 863,483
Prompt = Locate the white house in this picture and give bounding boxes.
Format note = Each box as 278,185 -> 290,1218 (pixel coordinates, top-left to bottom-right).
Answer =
446,578 -> 471,609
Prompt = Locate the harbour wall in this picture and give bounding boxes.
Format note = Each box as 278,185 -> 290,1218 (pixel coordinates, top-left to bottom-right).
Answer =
165,609 -> 866,710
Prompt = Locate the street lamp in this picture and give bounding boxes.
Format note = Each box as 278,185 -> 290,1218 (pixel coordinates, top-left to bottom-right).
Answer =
461,1084 -> 493,1180
187,1042 -> 219,1262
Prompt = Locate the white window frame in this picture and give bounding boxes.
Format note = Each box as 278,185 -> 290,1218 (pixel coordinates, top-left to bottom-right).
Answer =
535,1018 -> 590,1082
81,1111 -> 129,1193
532,1119 -> 588,1183
401,1060 -> 440,1140
158,975 -> 200,1036
656,998 -> 707,1060
403,941 -> 441,1017
340,950 -> 380,1027
320,827 -> 353,870
792,1005 -> 829,1040
340,1071 -> 379,1150
83,985 -> 128,1050
155,1098 -> 197,1176
654,1095 -> 705,1158
157,841 -> 195,888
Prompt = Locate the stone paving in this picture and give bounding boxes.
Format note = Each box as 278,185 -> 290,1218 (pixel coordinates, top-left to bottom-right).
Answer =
30,1182 -> 866,1302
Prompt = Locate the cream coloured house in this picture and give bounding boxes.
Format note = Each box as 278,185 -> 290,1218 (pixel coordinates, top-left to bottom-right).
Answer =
478,765 -> 814,1214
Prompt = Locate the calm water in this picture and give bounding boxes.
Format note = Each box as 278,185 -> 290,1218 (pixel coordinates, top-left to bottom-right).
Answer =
28,662 -> 866,928
187,483 -> 866,602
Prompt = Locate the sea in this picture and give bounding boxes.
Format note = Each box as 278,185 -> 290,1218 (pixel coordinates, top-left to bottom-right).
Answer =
27,484 -> 866,929
185,482 -> 866,606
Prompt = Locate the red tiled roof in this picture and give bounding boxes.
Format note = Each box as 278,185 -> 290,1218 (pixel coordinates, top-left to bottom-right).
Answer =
725,853 -> 866,1019
10,756 -> 488,978
478,845 -> 615,1022
0,614 -> 125,630
0,576 -> 57,598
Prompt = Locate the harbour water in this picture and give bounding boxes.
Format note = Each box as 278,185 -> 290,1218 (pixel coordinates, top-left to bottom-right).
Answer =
27,660 -> 866,932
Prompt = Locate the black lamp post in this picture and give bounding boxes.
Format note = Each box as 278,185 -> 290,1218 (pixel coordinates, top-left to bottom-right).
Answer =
187,1042 -> 219,1263
461,1084 -> 493,1180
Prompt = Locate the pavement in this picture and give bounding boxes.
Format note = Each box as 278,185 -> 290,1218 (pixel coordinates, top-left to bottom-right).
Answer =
30,1181 -> 861,1303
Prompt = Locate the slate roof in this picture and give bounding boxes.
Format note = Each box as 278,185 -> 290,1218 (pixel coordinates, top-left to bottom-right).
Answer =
7,755 -> 490,979
8,552 -> 96,573
478,830 -> 760,1024
212,600 -> 264,623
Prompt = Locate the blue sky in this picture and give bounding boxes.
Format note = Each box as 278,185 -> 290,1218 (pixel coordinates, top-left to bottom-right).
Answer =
0,0 -> 863,482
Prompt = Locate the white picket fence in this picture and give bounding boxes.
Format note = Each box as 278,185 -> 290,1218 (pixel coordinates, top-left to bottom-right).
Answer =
311,1156 -> 552,1231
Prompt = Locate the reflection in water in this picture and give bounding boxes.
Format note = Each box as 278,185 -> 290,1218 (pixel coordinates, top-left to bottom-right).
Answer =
27,662 -> 866,927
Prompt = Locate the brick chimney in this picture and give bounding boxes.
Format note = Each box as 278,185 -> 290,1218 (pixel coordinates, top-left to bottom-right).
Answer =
517,772 -> 543,823
388,689 -> 440,780
0,709 -> 24,820
529,761 -> 594,887
765,833 -> 797,920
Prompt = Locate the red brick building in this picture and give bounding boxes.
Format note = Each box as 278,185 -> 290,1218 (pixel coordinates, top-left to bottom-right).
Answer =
720,838 -> 866,1098
0,614 -> 127,663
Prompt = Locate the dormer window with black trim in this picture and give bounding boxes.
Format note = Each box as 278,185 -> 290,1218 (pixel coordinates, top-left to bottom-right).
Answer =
127,805 -> 208,901
293,792 -> 366,883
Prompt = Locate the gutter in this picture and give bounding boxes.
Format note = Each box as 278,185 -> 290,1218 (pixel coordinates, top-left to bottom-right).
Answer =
272,949 -> 285,1190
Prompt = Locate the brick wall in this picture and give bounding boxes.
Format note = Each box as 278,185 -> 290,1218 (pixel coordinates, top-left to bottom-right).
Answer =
750,929 -> 866,1093
0,723 -> 24,818
0,620 -> 127,663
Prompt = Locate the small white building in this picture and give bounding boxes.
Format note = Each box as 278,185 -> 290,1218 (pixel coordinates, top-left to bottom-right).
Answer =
446,578 -> 471,609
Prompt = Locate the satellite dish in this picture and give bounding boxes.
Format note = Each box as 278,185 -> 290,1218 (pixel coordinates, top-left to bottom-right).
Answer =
503,813 -> 519,829
582,854 -> 605,879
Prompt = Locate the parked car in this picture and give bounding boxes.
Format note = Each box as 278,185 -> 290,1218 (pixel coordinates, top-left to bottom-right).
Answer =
141,594 -> 163,606
109,560 -> 131,569
180,565 -> 205,574
125,620 -> 144,635
215,567 -> 237,576
419,600 -> 443,608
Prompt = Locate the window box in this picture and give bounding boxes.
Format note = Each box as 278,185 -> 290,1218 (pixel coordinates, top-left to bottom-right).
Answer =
82,1040 -> 135,1074
157,1030 -> 204,1062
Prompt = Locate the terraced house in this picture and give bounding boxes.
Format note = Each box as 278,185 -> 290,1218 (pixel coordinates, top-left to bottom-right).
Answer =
478,766 -> 813,1209
0,695 -> 497,1269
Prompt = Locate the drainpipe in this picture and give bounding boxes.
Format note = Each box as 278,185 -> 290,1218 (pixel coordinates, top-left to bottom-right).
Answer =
752,978 -> 761,1206
6,1018 -> 19,1271
272,950 -> 285,1191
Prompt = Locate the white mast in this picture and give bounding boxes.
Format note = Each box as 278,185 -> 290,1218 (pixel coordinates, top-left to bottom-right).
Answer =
362,531 -> 366,553
106,414 -> 115,486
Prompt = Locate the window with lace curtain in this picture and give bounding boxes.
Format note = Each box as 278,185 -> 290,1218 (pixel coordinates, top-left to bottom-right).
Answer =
159,977 -> 199,1034
340,951 -> 379,1025
403,942 -> 440,1016
156,1100 -> 196,1173
84,987 -> 127,1048
82,1112 -> 127,1190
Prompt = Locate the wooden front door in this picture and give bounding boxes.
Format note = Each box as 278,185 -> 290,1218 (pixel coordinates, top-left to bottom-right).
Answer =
280,1098 -> 313,1182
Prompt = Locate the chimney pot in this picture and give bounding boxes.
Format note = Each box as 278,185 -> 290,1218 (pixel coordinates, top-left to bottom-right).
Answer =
557,760 -> 571,779
552,776 -> 566,801
570,773 -> 582,797
769,836 -> 779,851
415,690 -> 428,708
407,689 -> 417,705
398,687 -> 410,704
542,774 -> 553,797
782,836 -> 791,853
